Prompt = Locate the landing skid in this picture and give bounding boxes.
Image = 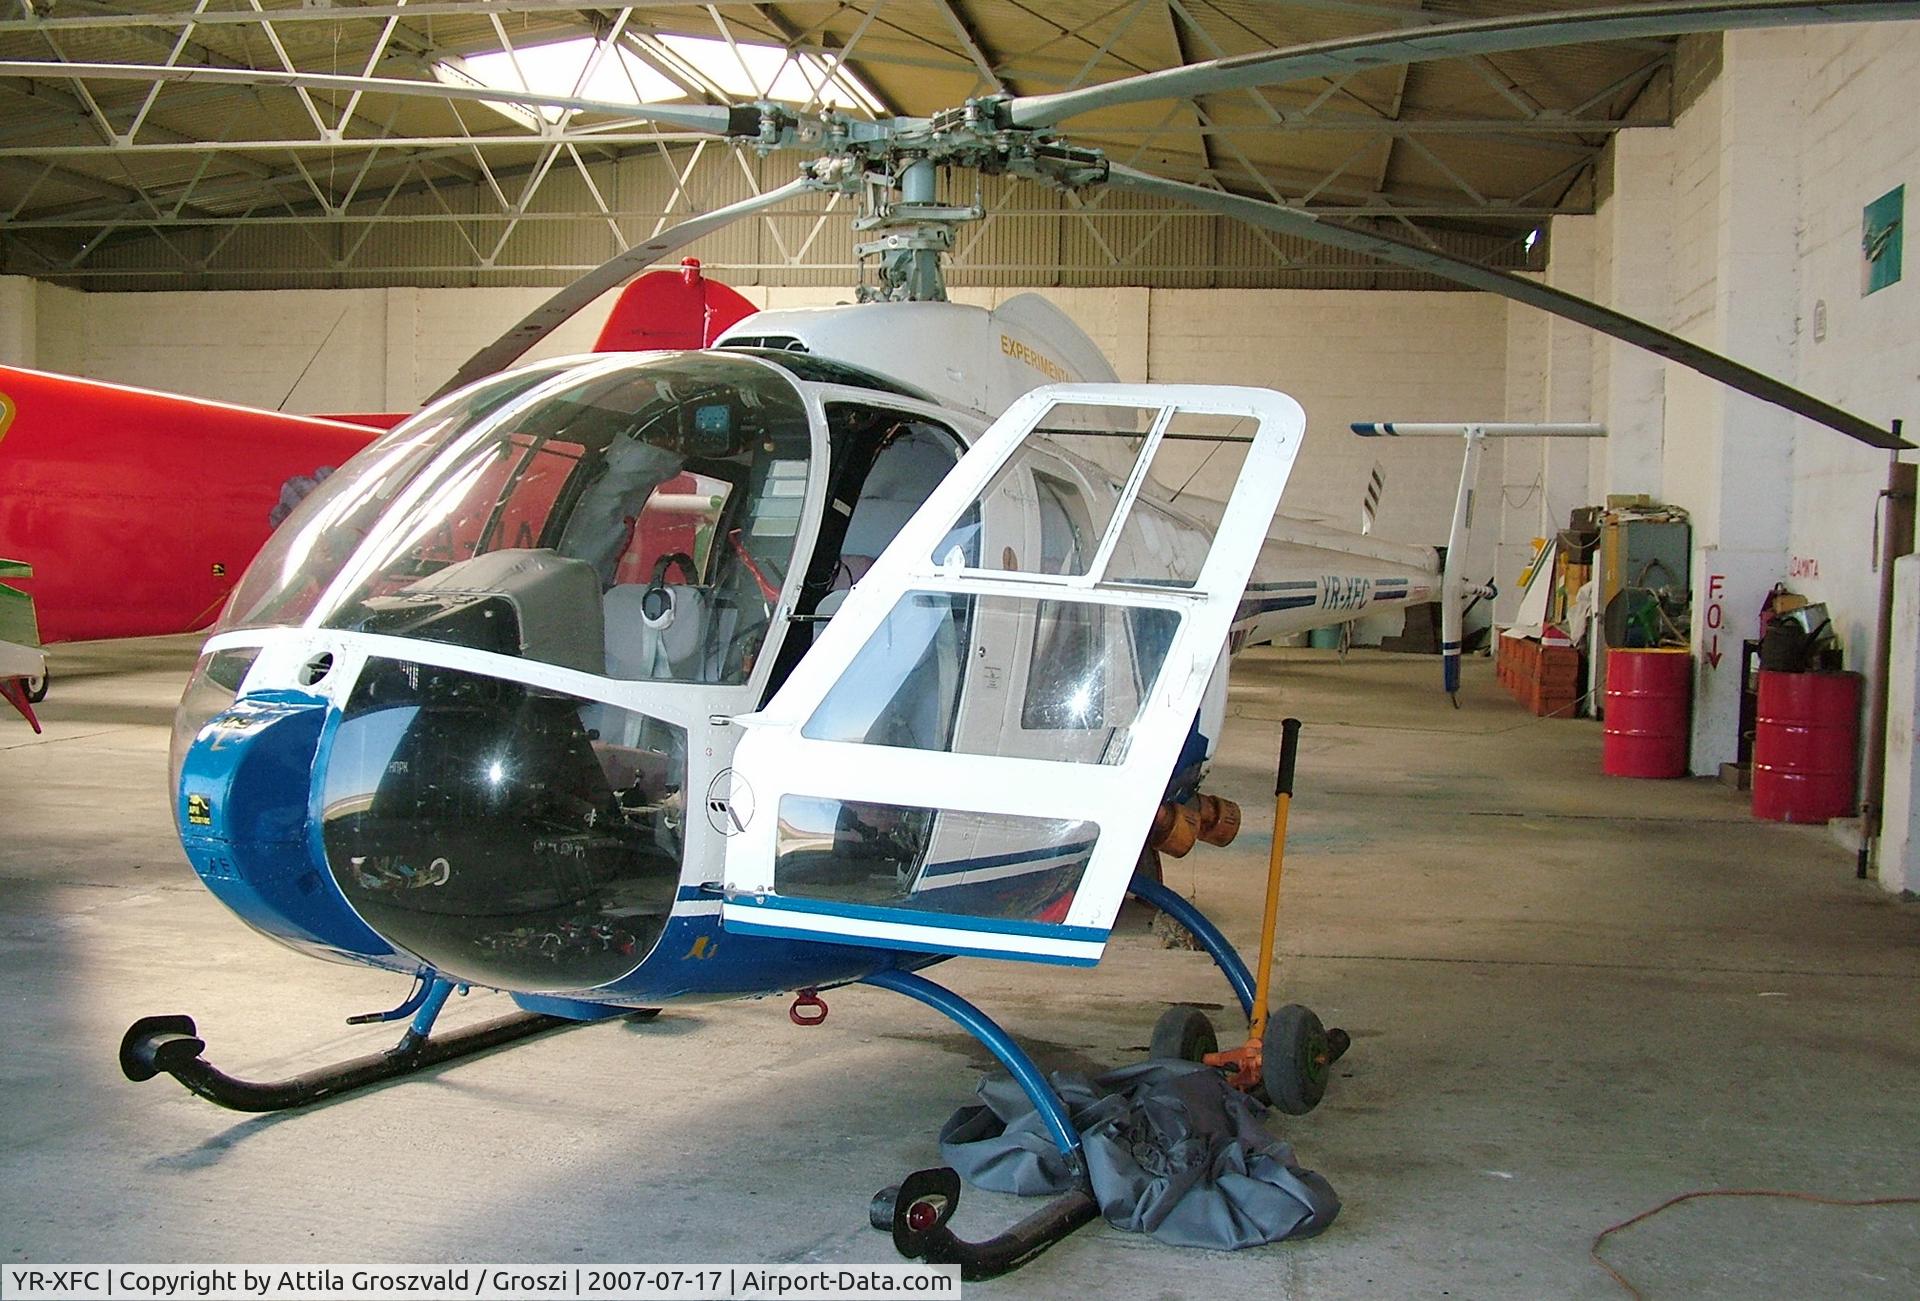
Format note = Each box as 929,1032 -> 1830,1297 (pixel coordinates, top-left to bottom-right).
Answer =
119,978 -> 656,1113
870,1166 -> 1099,1282
859,968 -> 1097,1280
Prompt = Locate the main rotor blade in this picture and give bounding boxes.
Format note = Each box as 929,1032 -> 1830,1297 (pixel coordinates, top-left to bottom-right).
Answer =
1106,164 -> 1909,451
1007,1 -> 1919,129
429,174 -> 822,400
0,61 -> 746,135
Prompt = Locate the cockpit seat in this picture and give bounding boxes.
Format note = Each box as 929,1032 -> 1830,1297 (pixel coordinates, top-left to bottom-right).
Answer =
604,581 -> 702,678
820,427 -> 962,616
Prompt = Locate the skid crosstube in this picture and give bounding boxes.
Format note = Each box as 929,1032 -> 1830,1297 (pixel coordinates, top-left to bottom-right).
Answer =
859,871 -> 1328,1276
859,969 -> 1101,1278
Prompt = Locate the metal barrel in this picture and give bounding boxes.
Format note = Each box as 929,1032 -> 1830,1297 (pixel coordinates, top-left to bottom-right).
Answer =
1602,648 -> 1691,779
1753,670 -> 1862,823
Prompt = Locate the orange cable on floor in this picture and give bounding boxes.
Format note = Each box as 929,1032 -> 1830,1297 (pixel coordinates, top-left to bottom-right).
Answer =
1592,1188 -> 1920,1299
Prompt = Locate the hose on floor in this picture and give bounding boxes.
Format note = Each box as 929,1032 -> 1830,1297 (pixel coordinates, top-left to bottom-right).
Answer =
1591,1187 -> 1920,1299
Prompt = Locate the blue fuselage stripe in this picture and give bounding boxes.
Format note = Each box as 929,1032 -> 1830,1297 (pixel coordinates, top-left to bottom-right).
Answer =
920,837 -> 1097,878
722,920 -> 1101,966
732,893 -> 1107,942
1237,595 -> 1318,617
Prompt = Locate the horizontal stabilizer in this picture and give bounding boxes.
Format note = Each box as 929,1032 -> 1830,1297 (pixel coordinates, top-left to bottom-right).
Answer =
1352,422 -> 1607,439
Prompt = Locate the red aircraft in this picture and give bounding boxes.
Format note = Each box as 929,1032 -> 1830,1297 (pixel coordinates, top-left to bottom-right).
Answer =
0,261 -> 754,729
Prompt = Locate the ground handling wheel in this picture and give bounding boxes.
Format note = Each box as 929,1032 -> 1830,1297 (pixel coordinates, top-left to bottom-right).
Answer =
1149,1005 -> 1218,1063
24,671 -> 47,704
1261,1003 -> 1348,1115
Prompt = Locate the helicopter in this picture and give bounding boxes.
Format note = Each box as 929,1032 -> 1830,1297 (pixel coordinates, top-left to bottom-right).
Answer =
20,0 -> 1903,1276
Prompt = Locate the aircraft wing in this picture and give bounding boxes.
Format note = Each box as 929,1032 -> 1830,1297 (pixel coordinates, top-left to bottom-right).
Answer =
0,366 -> 377,644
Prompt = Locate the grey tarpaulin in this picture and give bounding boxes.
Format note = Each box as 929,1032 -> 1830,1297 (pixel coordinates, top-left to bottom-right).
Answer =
938,1060 -> 1339,1250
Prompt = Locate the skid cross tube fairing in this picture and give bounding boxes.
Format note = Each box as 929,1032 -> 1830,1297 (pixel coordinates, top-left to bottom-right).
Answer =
117,977 -> 645,1112
859,968 -> 1100,1279
344,971 -> 438,1025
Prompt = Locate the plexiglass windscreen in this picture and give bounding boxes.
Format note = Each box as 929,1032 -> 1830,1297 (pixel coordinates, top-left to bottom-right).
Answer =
774,797 -> 1095,923
220,361 -> 581,633
803,592 -> 1178,765
931,402 -> 1243,591
221,353 -> 816,688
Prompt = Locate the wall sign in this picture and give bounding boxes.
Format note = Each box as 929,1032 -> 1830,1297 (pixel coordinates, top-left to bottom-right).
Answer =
1863,185 -> 1903,296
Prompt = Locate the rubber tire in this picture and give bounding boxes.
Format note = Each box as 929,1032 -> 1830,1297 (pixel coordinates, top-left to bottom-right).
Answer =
1149,1005 -> 1218,1063
23,672 -> 47,704
1262,1003 -> 1331,1115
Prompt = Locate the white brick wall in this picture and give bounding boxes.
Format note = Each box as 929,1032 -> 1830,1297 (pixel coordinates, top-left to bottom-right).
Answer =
1784,24 -> 1920,663
1143,289 -> 1507,573
1536,22 -> 1920,839
14,277 -> 1509,564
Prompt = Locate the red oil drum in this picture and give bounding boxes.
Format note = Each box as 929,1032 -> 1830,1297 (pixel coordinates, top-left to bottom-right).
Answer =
1602,648 -> 1692,778
1752,670 -> 1861,823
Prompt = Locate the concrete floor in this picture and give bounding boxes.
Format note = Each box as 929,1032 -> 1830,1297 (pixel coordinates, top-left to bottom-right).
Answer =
4,637 -> 1919,1297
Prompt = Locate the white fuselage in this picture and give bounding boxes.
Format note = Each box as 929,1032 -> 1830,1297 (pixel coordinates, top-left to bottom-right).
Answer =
177,304 -> 1440,993
717,294 -> 1442,647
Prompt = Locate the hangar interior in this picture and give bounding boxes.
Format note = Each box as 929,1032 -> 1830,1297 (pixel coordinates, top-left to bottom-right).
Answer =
2,2 -> 1919,1295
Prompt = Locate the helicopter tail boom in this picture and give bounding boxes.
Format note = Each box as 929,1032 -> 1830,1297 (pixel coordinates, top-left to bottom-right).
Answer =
1354,421 -> 1608,700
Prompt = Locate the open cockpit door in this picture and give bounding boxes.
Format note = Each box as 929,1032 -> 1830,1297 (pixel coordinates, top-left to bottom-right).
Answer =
720,384 -> 1305,965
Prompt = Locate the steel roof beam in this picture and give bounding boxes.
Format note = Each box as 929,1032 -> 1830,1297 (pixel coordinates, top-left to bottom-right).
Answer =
15,260 -> 1523,279
0,1 -> 820,34
927,0 -> 1004,93
749,2 -> 909,117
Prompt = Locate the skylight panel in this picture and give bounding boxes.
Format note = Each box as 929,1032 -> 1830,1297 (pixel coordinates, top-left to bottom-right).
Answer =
654,35 -> 882,114
438,36 -> 684,128
433,33 -> 883,132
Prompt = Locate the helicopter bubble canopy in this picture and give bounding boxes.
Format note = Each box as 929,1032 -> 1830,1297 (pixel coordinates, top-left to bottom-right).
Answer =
170,352 -> 823,990
224,351 -> 816,683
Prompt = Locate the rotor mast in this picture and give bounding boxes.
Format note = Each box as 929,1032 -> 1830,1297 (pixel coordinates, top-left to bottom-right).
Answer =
779,97 -> 1103,304
850,157 -> 980,302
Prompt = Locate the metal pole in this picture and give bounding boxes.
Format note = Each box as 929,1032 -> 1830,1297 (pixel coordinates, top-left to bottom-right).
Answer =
1862,450 -> 1917,878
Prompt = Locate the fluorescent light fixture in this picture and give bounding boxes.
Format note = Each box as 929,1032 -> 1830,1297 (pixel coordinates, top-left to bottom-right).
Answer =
434,33 -> 881,130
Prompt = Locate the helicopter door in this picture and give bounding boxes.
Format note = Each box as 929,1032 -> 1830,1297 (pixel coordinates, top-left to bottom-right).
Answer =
719,384 -> 1305,965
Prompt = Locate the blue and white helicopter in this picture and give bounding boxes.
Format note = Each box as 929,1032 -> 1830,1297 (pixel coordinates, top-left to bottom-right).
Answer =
64,0 -> 1909,1275
139,293 -> 1428,1271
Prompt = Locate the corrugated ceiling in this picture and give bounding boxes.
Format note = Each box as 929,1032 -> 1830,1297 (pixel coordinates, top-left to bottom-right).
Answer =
0,0 -> 1694,290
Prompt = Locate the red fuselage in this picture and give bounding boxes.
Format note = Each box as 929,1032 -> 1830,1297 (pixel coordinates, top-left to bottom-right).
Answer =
0,365 -> 377,643
0,264 -> 755,648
